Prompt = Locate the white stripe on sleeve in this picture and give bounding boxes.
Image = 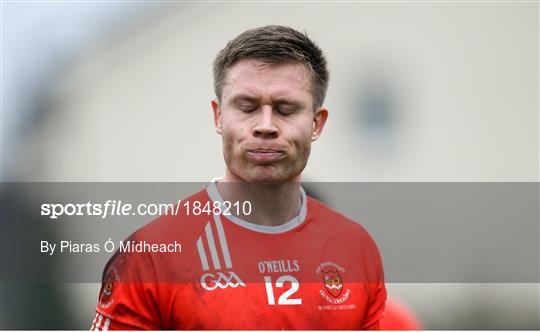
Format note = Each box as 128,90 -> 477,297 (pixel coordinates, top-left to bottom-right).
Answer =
205,222 -> 221,270
214,214 -> 232,269
90,313 -> 98,330
102,317 -> 110,331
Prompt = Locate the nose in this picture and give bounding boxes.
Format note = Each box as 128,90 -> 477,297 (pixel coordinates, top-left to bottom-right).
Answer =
252,106 -> 278,138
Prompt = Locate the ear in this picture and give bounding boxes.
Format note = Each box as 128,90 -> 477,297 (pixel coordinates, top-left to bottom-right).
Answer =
211,99 -> 223,135
311,107 -> 328,141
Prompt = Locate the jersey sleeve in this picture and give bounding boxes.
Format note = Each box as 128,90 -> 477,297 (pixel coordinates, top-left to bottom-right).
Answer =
359,233 -> 387,330
360,278 -> 386,330
92,247 -> 161,330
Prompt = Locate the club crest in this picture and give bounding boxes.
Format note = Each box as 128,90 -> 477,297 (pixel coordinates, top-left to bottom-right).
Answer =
322,268 -> 343,297
316,262 -> 351,305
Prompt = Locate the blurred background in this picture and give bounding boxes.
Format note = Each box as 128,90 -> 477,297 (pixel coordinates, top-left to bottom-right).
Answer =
1,1 -> 538,329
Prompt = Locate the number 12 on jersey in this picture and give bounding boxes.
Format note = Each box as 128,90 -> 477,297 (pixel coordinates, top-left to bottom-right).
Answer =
263,275 -> 302,305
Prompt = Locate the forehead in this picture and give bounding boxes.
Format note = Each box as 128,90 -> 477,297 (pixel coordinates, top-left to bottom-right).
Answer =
222,59 -> 312,102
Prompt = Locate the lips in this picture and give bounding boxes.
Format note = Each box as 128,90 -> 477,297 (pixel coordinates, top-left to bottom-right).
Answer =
246,148 -> 285,163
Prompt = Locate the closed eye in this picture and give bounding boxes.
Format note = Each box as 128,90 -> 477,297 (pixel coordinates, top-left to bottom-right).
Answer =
230,95 -> 260,113
276,106 -> 298,115
274,100 -> 302,115
237,103 -> 258,113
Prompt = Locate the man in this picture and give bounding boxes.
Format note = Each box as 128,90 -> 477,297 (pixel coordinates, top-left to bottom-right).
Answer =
91,25 -> 386,330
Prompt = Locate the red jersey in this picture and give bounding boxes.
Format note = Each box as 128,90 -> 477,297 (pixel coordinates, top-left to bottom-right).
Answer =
91,181 -> 386,330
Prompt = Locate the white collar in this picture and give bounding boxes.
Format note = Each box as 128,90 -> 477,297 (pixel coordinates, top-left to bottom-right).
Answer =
206,177 -> 308,234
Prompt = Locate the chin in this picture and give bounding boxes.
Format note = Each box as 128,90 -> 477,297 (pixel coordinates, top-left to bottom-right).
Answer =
246,172 -> 285,184
245,166 -> 301,185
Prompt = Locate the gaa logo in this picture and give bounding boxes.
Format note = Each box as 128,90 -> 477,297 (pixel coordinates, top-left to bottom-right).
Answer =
200,271 -> 246,291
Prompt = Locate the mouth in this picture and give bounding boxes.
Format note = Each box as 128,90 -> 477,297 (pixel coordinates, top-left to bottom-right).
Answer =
246,149 -> 285,163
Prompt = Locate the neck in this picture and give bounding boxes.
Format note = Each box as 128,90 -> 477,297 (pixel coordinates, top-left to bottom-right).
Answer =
216,172 -> 302,227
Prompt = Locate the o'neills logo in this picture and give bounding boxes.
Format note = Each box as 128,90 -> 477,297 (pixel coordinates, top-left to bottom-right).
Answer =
316,262 -> 351,304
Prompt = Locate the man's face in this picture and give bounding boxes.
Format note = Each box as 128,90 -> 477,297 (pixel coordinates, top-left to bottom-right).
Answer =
212,59 -> 328,184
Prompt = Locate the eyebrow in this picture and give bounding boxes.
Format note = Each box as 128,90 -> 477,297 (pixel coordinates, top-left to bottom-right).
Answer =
273,98 -> 303,108
229,94 -> 260,105
228,94 -> 305,109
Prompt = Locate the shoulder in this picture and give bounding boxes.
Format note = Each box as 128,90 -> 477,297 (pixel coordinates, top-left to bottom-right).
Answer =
307,196 -> 384,271
307,196 -> 376,243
